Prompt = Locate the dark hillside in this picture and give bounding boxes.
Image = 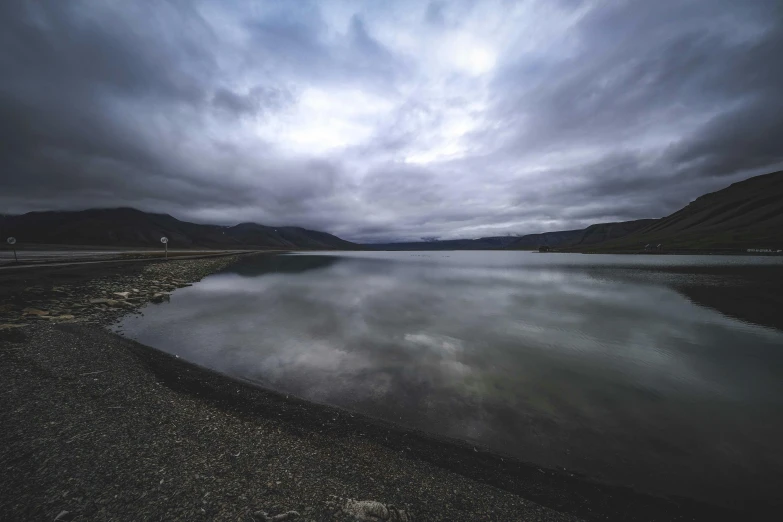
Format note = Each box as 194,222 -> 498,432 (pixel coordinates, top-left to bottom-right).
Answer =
568,219 -> 658,248
579,171 -> 783,251
507,229 -> 586,250
0,208 -> 356,250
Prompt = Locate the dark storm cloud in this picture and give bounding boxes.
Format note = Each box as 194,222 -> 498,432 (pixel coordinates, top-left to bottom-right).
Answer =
0,0 -> 346,225
493,2 -> 781,156
668,95 -> 783,180
471,0 -> 783,239
1,0 -> 781,242
425,2 -> 446,26
0,0 -> 224,209
243,6 -> 402,90
212,85 -> 295,118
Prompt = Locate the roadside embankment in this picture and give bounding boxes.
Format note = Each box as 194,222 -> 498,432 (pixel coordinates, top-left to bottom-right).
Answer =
0,255 -> 243,329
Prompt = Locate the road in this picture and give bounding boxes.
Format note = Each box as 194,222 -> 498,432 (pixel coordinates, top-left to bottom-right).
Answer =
0,249 -> 254,270
1,250 -> 125,263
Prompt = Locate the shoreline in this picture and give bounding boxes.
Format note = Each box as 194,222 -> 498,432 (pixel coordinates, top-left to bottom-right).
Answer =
0,255 -> 754,520
122,328 -> 741,521
0,255 -> 248,328
2,322 -> 579,522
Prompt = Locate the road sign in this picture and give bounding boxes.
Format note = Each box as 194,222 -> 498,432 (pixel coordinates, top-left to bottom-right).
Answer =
160,237 -> 168,244
6,237 -> 17,262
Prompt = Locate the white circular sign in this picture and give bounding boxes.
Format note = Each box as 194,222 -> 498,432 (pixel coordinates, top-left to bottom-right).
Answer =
160,237 -> 168,244
6,237 -> 16,245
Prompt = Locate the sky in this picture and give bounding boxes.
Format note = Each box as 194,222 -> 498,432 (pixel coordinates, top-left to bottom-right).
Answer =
1,0 -> 781,243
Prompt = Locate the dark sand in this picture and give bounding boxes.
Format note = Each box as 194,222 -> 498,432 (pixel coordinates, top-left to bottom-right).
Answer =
0,256 -> 747,521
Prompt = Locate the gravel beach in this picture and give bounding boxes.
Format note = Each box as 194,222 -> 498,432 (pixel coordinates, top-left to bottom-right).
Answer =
0,255 -> 244,329
0,255 -> 736,521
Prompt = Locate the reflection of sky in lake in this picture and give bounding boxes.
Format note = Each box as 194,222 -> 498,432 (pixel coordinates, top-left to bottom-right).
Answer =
114,252 -> 783,507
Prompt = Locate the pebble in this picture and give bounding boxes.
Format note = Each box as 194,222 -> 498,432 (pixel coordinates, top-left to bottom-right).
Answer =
22,308 -> 49,316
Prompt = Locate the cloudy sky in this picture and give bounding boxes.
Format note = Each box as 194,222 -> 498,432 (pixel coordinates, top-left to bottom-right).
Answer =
1,0 -> 781,242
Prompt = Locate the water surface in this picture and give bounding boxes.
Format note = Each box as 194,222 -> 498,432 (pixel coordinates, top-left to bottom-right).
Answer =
115,251 -> 783,507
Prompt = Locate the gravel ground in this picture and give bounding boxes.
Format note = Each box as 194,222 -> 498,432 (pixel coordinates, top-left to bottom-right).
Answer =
1,323 -> 581,521
0,255 -> 736,521
0,255 -> 243,329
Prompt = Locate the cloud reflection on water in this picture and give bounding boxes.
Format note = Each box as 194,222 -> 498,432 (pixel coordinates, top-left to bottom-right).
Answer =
116,252 -> 783,506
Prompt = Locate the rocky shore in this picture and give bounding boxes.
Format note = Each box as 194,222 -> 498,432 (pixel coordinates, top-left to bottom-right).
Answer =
0,256 -> 242,329
0,255 -> 735,521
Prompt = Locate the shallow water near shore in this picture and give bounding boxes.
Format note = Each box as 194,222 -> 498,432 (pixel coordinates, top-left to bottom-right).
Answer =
114,251 -> 783,508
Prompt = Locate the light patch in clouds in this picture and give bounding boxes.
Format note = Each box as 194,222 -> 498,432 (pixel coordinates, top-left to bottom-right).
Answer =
1,0 -> 782,243
438,31 -> 498,76
264,87 -> 396,154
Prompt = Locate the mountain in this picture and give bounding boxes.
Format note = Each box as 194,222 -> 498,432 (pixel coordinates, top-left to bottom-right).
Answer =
0,208 -> 357,250
369,226 -> 643,252
368,236 -> 519,250
3,171 -> 781,253
573,170 -> 783,252
530,219 -> 659,251
221,222 -> 357,250
507,229 -> 589,250
368,225 -> 651,252
368,170 -> 783,252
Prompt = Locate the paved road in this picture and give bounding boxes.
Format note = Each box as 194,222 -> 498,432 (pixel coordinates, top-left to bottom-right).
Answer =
1,250 -> 125,262
0,249 -> 252,270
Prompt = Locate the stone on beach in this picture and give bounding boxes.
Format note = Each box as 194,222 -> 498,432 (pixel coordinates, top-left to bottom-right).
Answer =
0,323 -> 28,330
337,497 -> 415,522
252,510 -> 301,521
150,293 -> 170,303
22,308 -> 49,316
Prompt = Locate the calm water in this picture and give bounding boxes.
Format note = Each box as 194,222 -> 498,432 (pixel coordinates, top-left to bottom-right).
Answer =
114,252 -> 783,507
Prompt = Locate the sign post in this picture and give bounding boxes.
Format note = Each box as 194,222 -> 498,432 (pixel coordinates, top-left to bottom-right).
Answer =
160,236 -> 168,259
6,237 -> 17,263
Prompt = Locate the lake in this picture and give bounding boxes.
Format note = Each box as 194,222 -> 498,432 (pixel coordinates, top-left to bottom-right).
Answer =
113,251 -> 783,508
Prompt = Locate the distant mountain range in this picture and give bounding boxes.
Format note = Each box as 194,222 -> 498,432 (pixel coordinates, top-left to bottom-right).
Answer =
369,170 -> 783,252
0,208 -> 357,250
367,221 -> 654,251
2,171 -> 781,253
366,236 -> 521,251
